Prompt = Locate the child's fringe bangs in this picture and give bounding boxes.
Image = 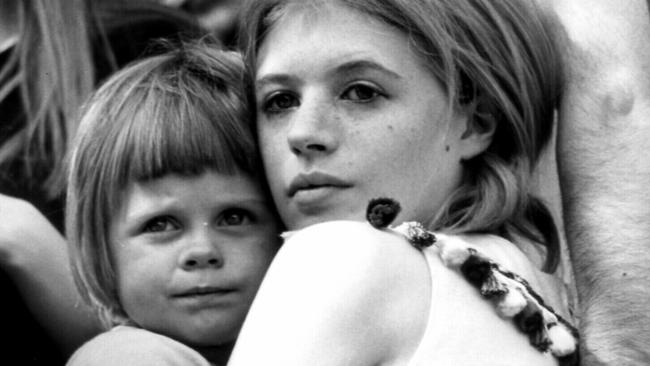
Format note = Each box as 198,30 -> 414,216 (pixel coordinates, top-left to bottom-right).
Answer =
111,78 -> 256,188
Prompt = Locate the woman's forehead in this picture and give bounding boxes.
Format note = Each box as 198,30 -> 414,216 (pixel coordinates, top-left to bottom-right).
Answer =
259,0 -> 401,50
255,4 -> 418,79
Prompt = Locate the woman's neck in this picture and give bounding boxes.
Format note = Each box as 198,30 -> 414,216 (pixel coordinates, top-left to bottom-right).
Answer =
0,0 -> 19,53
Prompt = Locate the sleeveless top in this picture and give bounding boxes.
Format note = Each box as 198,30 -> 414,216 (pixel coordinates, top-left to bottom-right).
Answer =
406,241 -> 560,366
66,325 -> 213,366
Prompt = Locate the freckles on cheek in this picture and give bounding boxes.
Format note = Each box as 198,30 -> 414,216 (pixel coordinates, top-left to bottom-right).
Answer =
261,133 -> 284,163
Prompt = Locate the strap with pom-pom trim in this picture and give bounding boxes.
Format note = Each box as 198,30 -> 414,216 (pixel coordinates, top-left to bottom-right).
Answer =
366,198 -> 580,366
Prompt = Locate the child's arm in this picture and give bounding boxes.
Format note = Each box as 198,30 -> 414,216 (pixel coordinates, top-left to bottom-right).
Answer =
0,194 -> 101,356
539,1 -> 650,364
227,221 -> 430,366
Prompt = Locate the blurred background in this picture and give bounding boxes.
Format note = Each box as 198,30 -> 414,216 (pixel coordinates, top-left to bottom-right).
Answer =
156,0 -> 241,46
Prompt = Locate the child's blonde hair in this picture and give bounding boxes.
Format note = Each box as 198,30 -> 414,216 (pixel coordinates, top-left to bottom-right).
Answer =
66,38 -> 261,327
239,0 -> 564,271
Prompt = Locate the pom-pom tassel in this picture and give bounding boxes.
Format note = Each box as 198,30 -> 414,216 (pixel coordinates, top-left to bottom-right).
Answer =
548,322 -> 577,356
366,197 -> 401,228
427,232 -> 579,360
364,197 -> 579,365
460,253 -> 507,297
392,222 -> 436,249
434,234 -> 473,267
497,288 -> 528,317
515,307 -> 553,352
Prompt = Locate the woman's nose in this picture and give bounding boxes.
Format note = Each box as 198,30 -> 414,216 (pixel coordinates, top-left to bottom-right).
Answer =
287,98 -> 339,157
178,230 -> 223,270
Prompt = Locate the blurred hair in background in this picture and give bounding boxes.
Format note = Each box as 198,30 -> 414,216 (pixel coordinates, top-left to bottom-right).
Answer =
157,0 -> 240,46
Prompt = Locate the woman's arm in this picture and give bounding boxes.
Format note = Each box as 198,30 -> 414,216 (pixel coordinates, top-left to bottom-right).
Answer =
228,221 -> 430,366
541,1 -> 650,364
0,194 -> 101,356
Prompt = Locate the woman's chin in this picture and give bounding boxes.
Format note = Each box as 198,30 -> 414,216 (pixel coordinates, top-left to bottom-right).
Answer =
284,209 -> 365,230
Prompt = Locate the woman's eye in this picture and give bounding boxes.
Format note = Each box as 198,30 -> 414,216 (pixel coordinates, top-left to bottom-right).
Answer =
218,209 -> 253,226
342,84 -> 382,102
263,92 -> 299,113
142,216 -> 179,233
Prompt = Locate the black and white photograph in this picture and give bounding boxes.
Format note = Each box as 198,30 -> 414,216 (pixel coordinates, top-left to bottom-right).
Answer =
1,1 -> 648,365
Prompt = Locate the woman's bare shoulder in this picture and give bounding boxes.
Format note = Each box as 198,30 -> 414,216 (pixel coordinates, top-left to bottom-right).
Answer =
229,221 -> 431,365
275,221 -> 432,310
278,220 -> 426,273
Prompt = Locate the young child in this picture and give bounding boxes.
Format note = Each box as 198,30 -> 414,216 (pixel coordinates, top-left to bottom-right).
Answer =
65,39 -> 281,366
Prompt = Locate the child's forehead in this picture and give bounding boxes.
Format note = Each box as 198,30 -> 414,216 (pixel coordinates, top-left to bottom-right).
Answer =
126,169 -> 245,188
130,170 -> 261,194
115,170 -> 269,214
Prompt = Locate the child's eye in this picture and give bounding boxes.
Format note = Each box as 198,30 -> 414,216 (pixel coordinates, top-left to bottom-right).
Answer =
142,216 -> 180,233
262,92 -> 299,113
218,209 -> 253,226
341,83 -> 383,102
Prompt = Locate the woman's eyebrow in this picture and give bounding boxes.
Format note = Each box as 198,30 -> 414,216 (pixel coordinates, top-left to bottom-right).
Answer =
255,74 -> 297,91
333,60 -> 402,80
256,60 -> 402,91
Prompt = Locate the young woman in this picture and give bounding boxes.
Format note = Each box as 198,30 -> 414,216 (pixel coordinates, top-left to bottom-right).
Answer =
228,0 -> 575,365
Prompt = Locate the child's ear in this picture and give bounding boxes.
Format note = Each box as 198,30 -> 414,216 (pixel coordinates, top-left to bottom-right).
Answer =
457,108 -> 496,160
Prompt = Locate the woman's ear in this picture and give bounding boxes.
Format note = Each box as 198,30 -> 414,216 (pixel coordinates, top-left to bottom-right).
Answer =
457,107 -> 496,160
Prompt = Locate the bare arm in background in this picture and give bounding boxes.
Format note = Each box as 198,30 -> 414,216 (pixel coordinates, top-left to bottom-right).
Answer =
542,1 -> 650,364
0,194 -> 101,356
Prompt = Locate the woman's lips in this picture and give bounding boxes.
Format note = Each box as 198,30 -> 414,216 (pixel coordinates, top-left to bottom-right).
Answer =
287,172 -> 351,197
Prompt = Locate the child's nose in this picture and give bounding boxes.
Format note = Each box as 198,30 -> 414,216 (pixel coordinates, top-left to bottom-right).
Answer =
178,231 -> 223,270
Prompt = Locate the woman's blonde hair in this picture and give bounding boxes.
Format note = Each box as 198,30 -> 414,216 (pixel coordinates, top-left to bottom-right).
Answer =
66,39 -> 260,327
239,0 -> 563,271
